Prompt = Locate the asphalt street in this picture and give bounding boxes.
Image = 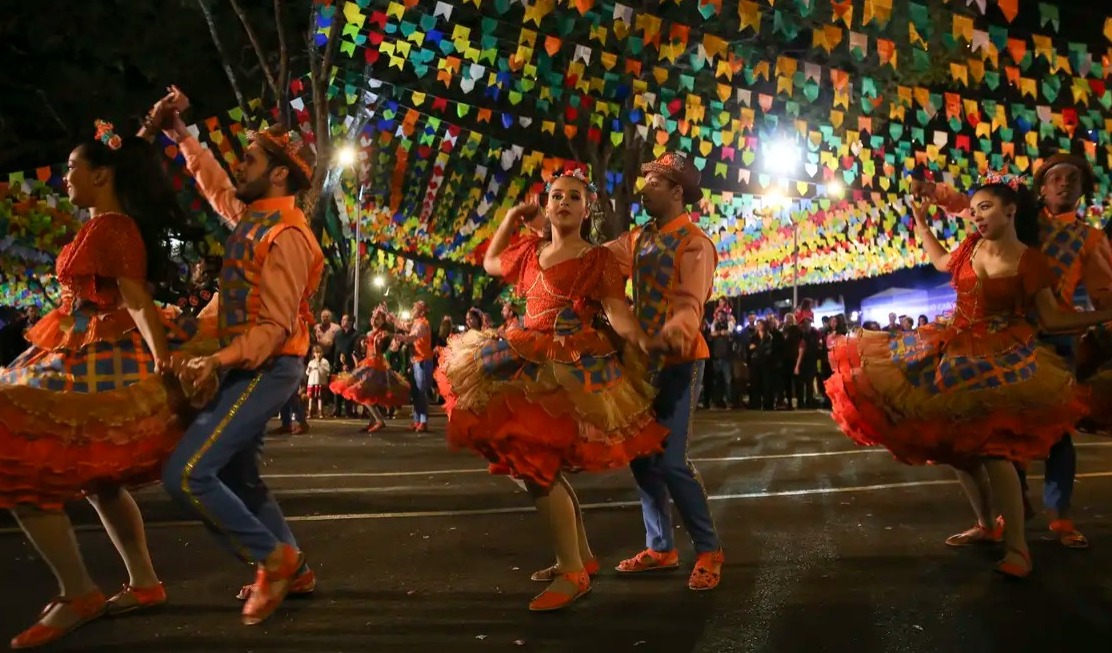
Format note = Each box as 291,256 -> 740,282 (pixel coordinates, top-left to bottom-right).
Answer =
1,409 -> 1110,653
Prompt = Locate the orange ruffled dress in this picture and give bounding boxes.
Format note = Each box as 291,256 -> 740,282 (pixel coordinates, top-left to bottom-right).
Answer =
0,213 -> 200,510
826,237 -> 1086,467
435,235 -> 667,489
330,328 -> 411,408
1081,328 -> 1112,429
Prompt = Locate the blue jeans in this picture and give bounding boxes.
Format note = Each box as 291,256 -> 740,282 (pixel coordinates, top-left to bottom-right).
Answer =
411,360 -> 434,424
629,360 -> 721,554
1014,335 -> 1077,514
278,389 -> 304,427
163,356 -> 304,563
712,358 -> 733,406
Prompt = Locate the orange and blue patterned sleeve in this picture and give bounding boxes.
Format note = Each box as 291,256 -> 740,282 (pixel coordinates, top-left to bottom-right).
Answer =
1081,229 -> 1112,310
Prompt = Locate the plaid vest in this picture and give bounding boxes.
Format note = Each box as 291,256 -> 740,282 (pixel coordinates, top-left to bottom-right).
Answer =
219,200 -> 323,358
1038,211 -> 1098,308
632,218 -> 714,365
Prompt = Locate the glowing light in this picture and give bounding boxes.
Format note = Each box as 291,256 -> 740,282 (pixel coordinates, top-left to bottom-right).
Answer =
764,139 -> 801,174
828,181 -> 845,198
400,310 -> 412,320
337,146 -> 357,166
372,275 -> 385,288
764,189 -> 786,208
850,310 -> 860,322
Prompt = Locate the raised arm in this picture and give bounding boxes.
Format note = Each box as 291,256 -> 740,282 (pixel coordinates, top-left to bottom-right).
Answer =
911,198 -> 952,273
484,202 -> 544,276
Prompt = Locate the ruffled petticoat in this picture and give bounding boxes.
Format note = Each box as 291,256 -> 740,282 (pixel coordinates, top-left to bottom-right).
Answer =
825,316 -> 1087,468
329,357 -> 411,408
0,304 -> 216,510
435,326 -> 666,489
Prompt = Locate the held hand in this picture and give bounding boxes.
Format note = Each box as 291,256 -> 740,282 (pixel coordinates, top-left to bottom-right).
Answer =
909,178 -> 934,200
909,197 -> 934,228
184,355 -> 220,388
165,85 -> 191,113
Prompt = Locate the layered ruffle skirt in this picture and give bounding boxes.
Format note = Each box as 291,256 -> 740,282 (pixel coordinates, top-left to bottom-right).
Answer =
329,357 -> 411,408
435,326 -> 666,489
0,305 -> 216,509
825,317 -> 1086,467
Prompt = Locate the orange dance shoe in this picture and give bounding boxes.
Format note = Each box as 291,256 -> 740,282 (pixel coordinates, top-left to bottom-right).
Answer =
10,590 -> 106,649
688,550 -> 725,591
615,548 -> 680,573
106,583 -> 167,616
531,558 -> 600,582
528,571 -> 591,612
994,548 -> 1032,579
242,545 -> 304,625
237,567 -> 317,601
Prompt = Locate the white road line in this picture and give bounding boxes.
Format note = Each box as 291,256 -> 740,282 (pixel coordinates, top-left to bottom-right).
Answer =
258,442 -> 1112,480
2,470 -> 1110,535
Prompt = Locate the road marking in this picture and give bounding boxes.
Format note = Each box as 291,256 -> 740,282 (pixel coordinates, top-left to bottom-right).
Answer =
4,470 -> 1111,535
258,442 -> 1112,481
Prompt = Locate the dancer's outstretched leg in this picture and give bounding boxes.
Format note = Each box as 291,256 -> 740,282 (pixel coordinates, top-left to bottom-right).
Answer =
945,463 -> 1002,546
984,458 -> 1031,576
526,475 -> 590,611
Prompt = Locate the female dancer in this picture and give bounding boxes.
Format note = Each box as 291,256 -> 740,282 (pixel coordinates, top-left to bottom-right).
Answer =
826,175 -> 1112,578
0,124 -> 202,647
330,307 -> 411,433
436,167 -> 666,611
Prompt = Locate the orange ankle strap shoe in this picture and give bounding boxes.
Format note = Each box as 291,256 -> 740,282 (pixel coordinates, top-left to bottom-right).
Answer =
528,571 -> 591,612
11,590 -> 107,649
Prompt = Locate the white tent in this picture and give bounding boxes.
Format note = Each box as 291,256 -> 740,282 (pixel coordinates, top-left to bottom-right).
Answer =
859,287 -> 931,324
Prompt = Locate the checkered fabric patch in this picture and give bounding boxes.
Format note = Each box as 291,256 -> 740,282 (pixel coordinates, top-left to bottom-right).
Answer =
0,331 -> 154,393
1039,220 -> 1089,301
935,344 -> 1038,391
565,355 -> 623,392
633,229 -> 686,336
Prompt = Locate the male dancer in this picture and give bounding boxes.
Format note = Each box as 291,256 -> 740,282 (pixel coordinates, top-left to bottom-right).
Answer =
155,89 -> 324,624
392,300 -> 434,432
605,152 -> 725,590
926,154 -> 1112,549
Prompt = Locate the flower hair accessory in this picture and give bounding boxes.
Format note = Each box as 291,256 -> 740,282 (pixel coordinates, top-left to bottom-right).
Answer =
546,166 -> 598,196
978,171 -> 1028,191
95,120 -> 122,150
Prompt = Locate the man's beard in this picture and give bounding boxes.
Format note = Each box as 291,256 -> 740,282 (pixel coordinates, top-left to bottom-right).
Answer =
235,176 -> 270,203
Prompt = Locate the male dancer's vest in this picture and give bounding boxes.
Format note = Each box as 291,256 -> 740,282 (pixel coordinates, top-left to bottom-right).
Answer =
218,199 -> 324,357
1038,210 -> 1105,309
631,218 -> 715,367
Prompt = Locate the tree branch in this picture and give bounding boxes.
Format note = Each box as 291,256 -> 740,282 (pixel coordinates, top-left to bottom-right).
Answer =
274,0 -> 290,124
35,90 -> 67,135
196,0 -> 253,127
227,0 -> 280,100
310,10 -> 346,191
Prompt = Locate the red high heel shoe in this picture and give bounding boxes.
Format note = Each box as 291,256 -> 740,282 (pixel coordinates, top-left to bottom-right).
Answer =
11,590 -> 106,649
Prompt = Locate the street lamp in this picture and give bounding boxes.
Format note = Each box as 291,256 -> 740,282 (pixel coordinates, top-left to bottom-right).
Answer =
827,180 -> 845,198
372,275 -> 385,288
764,138 -> 801,175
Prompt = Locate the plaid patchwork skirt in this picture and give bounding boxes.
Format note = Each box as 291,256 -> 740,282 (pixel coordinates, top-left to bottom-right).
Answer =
435,326 -> 666,489
825,316 -> 1085,467
0,306 -> 207,510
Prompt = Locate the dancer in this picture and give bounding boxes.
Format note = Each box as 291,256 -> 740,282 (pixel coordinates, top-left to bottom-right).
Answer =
827,175 -> 1112,577
153,88 -> 323,624
603,152 -> 725,591
918,156 -> 1112,549
0,123 -> 204,647
330,307 -> 411,433
436,167 -> 666,611
390,301 -> 434,432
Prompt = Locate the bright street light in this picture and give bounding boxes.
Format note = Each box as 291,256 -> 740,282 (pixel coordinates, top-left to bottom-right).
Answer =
372,275 -> 385,288
828,180 -> 845,198
400,310 -> 412,321
337,145 -> 357,166
764,189 -> 786,208
764,139 -> 801,174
